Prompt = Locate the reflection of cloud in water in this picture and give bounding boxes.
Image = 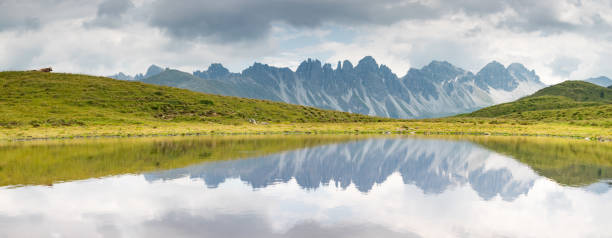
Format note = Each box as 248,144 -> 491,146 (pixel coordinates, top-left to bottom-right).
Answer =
1,161 -> 611,237
141,212 -> 419,238
146,138 -> 538,200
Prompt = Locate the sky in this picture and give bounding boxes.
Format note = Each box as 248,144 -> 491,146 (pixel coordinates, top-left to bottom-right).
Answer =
1,0 -> 612,84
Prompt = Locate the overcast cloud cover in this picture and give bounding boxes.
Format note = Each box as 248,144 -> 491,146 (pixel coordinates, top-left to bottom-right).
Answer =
1,0 -> 612,83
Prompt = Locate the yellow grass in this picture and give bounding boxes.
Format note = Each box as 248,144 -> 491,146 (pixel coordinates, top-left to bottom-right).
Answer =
1,120 -> 610,141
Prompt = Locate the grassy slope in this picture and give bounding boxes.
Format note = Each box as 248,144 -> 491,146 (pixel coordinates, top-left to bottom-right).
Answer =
0,71 -> 386,129
462,81 -> 612,126
527,80 -> 612,101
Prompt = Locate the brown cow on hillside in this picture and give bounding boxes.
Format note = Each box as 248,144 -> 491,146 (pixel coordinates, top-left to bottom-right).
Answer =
38,67 -> 52,72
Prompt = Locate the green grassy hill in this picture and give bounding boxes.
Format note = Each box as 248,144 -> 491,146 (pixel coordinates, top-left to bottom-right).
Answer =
527,81 -> 612,102
462,81 -> 612,126
0,71 -> 385,129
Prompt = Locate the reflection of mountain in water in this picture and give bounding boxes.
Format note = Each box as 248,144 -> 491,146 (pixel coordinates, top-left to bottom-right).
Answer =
145,138 -> 539,200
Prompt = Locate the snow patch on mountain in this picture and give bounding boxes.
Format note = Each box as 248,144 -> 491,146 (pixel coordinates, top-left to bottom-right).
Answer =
488,79 -> 545,104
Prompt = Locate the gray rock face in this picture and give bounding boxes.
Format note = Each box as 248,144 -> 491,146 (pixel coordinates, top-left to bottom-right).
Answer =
144,64 -> 164,78
108,64 -> 165,81
193,63 -> 232,79
476,61 -> 517,91
114,57 -> 546,118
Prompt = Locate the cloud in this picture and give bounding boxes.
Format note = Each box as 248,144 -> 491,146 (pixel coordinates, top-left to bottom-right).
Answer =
84,0 -> 135,28
98,0 -> 133,16
0,0 -> 97,31
0,16 -> 41,31
146,0 -> 448,42
0,0 -> 42,31
145,0 -> 612,43
142,212 -> 419,238
1,0 -> 612,84
549,56 -> 581,77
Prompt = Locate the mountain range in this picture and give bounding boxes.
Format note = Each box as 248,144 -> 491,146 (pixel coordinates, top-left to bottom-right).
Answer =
110,57 -> 547,118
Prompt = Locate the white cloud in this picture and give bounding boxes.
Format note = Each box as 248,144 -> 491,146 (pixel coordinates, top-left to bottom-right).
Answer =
1,0 -> 612,84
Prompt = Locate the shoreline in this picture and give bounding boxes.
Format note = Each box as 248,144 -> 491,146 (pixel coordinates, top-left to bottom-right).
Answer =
1,121 -> 610,142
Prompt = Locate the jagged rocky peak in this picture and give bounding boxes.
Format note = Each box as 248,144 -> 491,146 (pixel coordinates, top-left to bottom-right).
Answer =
507,63 -> 541,83
109,72 -> 132,81
109,64 -> 162,81
506,63 -> 535,77
378,64 -> 396,79
476,61 -> 516,91
420,60 -> 465,81
239,62 -> 263,76
507,62 -> 528,72
296,58 -> 323,73
342,60 -> 354,71
478,61 -> 506,75
207,63 -> 230,78
240,62 -> 294,80
322,63 -> 333,72
145,64 -> 164,78
194,63 -> 232,79
242,62 -> 274,74
423,60 -> 455,71
355,56 -> 379,72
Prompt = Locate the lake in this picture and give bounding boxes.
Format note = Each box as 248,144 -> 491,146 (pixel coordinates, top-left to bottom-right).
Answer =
0,135 -> 611,237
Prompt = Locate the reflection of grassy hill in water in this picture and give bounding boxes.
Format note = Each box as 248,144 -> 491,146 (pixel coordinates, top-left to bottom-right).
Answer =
469,136 -> 612,186
0,135 -> 360,187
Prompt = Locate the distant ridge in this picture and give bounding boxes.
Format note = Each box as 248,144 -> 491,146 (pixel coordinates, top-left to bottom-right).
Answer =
585,76 -> 612,87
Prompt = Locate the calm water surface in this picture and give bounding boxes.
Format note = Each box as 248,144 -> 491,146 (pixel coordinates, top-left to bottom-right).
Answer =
0,136 -> 611,237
